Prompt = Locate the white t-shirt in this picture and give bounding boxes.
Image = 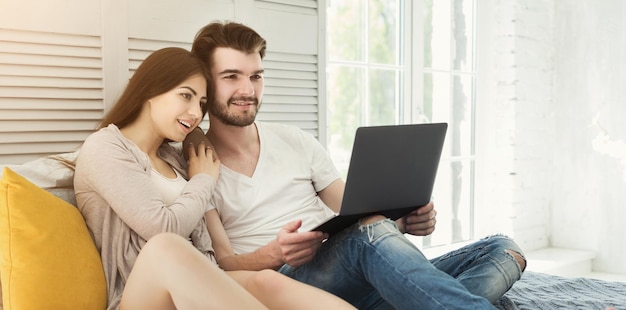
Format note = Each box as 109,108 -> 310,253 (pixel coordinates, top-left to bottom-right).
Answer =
151,168 -> 186,206
211,122 -> 341,254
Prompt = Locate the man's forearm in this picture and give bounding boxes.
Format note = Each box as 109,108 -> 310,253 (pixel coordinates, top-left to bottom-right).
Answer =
217,240 -> 285,271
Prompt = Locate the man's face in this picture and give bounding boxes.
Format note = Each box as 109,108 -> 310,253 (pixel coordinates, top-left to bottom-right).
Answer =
208,47 -> 264,127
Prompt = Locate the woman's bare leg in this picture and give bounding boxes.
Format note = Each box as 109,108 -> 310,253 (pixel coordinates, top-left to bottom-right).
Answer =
227,269 -> 356,310
120,233 -> 268,310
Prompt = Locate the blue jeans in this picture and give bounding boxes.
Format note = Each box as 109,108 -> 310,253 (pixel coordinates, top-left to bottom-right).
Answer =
279,219 -> 524,310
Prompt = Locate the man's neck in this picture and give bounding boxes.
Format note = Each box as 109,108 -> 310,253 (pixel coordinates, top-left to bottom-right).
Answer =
207,120 -> 257,151
207,120 -> 260,177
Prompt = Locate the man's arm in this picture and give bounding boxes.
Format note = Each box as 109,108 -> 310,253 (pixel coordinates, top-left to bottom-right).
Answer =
205,209 -> 326,271
204,209 -> 281,270
317,179 -> 345,213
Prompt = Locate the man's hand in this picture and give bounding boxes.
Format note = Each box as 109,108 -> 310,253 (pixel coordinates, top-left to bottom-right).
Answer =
274,220 -> 327,267
396,201 -> 437,236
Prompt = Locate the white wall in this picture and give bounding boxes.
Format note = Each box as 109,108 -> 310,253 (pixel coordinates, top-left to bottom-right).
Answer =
476,0 -> 626,274
475,0 -> 555,251
550,0 -> 626,274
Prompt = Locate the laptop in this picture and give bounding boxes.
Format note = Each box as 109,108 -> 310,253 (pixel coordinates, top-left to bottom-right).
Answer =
311,123 -> 448,236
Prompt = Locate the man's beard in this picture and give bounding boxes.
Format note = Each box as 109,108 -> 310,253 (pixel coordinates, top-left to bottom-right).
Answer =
208,96 -> 260,127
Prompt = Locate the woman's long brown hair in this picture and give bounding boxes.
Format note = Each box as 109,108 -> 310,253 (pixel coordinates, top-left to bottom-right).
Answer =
98,47 -> 211,130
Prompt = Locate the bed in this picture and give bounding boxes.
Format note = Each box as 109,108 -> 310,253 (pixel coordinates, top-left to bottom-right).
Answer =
495,271 -> 626,309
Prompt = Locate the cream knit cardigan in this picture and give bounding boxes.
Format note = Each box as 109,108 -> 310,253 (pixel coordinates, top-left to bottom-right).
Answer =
74,124 -> 216,310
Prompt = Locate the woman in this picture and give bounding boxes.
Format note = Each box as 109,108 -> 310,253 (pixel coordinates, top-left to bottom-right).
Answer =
74,47 -> 354,310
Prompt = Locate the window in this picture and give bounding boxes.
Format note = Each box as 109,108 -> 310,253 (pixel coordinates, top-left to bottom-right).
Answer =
326,0 -> 477,248
326,0 -> 405,173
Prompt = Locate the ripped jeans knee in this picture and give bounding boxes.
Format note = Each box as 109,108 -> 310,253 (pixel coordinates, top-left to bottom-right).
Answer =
357,216 -> 398,242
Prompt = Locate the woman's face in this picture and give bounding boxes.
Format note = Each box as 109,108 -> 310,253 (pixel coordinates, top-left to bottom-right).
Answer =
148,73 -> 208,142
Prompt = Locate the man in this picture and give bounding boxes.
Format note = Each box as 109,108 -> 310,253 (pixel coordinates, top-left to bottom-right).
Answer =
187,21 -> 526,309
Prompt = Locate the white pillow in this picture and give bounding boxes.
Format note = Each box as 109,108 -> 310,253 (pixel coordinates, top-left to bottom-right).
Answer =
0,151 -> 78,205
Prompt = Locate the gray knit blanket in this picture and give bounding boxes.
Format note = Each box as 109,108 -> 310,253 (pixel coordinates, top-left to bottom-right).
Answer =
494,271 -> 626,310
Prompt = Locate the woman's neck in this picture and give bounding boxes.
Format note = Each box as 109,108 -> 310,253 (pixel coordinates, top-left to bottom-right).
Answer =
119,122 -> 163,158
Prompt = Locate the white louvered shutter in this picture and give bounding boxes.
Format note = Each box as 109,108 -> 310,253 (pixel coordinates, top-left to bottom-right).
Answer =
0,29 -> 103,164
0,0 -> 324,164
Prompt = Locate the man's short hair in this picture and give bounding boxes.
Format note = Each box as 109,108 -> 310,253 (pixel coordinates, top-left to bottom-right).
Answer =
192,21 -> 267,69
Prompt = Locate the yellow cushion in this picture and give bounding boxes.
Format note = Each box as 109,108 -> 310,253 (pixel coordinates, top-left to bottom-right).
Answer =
0,167 -> 106,309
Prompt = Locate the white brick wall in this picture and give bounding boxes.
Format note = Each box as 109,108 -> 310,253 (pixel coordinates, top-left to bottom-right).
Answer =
475,0 -> 555,251
477,0 -> 626,273
550,0 -> 626,274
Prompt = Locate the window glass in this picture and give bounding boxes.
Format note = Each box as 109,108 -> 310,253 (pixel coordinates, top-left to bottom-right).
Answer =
368,69 -> 399,125
451,73 -> 473,157
368,0 -> 401,65
327,0 -> 365,62
423,159 -> 474,247
452,0 -> 474,72
424,0 -> 451,70
327,64 -> 364,173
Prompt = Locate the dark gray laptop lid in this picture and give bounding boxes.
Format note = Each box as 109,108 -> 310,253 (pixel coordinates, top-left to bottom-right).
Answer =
339,122 -> 447,217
